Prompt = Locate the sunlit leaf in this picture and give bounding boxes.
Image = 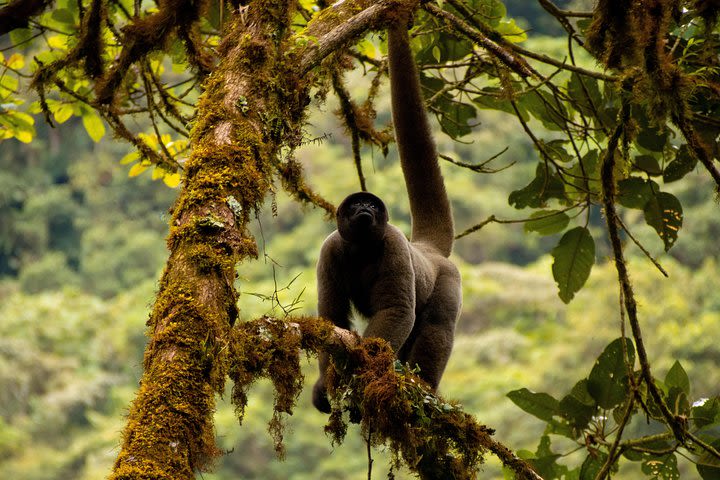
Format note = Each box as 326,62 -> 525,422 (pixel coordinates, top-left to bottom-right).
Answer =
47,35 -> 68,50
53,103 -> 74,124
82,111 -> 105,141
163,172 -> 181,188
551,227 -> 595,303
0,75 -> 19,95
5,53 -> 25,69
120,151 -> 140,165
496,19 -> 527,42
152,166 -> 164,180
128,162 -> 150,177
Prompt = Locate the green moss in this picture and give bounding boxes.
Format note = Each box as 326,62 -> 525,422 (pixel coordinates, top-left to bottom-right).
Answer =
229,317 -> 307,458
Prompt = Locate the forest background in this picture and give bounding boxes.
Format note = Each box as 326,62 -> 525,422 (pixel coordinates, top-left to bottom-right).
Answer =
1,0 -> 720,479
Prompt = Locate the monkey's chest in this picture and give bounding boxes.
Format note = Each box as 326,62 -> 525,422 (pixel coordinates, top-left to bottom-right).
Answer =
345,263 -> 380,317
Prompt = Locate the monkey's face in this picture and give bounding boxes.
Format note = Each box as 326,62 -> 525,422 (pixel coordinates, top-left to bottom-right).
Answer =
337,192 -> 388,244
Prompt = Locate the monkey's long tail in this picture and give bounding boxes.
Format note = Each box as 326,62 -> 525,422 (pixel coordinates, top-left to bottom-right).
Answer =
388,24 -> 454,257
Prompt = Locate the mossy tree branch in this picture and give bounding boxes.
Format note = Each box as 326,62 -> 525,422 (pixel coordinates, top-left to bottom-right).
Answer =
229,316 -> 542,480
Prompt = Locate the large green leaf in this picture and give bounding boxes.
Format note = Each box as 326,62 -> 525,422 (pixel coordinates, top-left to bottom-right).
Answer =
507,388 -> 559,423
551,227 -> 595,303
587,338 -> 635,410
643,191 -> 683,251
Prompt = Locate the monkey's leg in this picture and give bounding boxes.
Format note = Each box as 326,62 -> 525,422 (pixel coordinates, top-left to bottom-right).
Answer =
403,265 -> 461,390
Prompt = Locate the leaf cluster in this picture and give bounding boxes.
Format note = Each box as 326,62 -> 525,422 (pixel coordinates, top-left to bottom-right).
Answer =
508,338 -> 720,480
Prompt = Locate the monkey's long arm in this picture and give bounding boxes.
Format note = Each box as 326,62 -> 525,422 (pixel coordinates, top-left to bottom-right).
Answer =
388,24 -> 454,257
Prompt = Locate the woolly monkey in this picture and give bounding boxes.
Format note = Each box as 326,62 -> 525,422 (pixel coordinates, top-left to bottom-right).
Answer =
312,22 -> 461,413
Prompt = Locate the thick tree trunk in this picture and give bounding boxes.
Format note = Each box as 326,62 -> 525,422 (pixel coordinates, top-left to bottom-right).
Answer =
109,1 -> 411,478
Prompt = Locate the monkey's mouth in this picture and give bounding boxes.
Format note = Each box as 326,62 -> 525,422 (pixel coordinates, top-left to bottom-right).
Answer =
354,210 -> 374,223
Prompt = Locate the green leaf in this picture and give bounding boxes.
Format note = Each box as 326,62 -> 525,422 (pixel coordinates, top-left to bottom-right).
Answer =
473,87 -> 530,121
587,338 -> 635,409
693,398 -> 720,429
617,177 -> 659,209
568,73 -> 602,118
507,388 -> 559,423
9,28 -> 32,47
643,192 -> 683,251
551,227 -> 595,303
519,89 -> 567,131
439,100 -> 476,139
509,163 -> 566,209
431,45 -> 441,63
697,436 -> 720,480
665,361 -> 690,396
51,8 -> 76,24
636,123 -> 668,152
566,149 -> 601,201
542,139 -> 573,163
82,111 -> 105,141
663,145 -> 697,183
642,454 -> 679,480
524,210 -> 570,235
579,450 -> 608,480
633,154 -> 662,176
527,436 -> 570,479
558,379 -> 597,431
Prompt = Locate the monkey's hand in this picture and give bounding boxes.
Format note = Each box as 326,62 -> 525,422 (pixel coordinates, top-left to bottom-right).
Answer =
312,380 -> 332,413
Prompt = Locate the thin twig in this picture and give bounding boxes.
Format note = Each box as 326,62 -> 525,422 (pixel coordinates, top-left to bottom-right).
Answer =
331,66 -> 367,191
600,88 -> 689,448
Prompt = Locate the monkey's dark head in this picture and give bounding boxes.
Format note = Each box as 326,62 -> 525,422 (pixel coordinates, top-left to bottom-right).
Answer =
337,192 -> 388,244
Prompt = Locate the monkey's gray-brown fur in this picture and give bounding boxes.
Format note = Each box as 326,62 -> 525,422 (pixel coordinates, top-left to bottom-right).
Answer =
312,23 -> 461,413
